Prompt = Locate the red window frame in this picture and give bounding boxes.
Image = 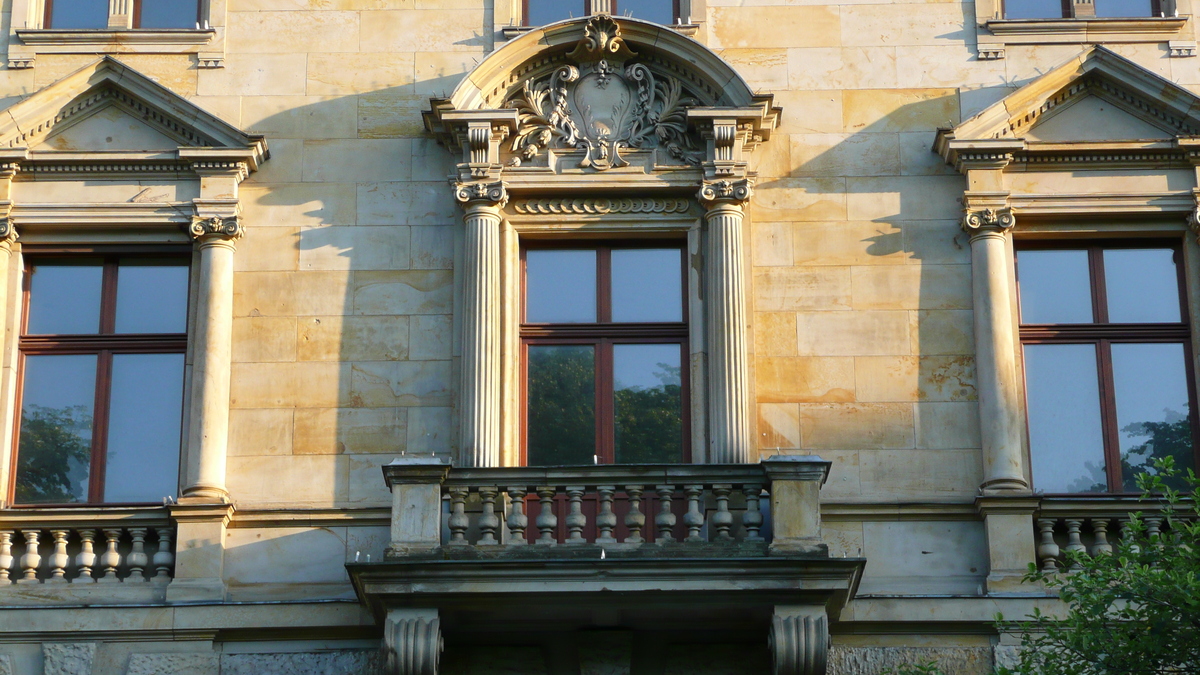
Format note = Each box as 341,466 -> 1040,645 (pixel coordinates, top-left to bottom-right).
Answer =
1016,238 -> 1200,494
8,246 -> 190,506
520,241 -> 690,466
43,0 -> 202,29
1002,0 -> 1161,19
520,0 -> 681,26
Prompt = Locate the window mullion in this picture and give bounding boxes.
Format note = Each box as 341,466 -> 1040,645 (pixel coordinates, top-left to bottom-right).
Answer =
1096,339 -> 1124,492
88,349 -> 113,502
597,339 -> 614,464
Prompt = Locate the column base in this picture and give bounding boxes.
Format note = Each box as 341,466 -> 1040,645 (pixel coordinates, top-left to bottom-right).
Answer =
179,484 -> 229,503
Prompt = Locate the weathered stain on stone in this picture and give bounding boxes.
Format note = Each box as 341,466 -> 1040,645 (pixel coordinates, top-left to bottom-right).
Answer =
43,643 -> 96,675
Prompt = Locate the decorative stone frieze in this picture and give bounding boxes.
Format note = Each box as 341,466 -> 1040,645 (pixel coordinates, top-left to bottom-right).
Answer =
770,608 -> 829,675
504,16 -> 705,170
512,197 -> 691,215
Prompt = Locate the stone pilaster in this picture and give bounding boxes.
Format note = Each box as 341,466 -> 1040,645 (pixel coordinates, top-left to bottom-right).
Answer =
699,179 -> 753,464
962,204 -> 1029,493
455,181 -> 507,468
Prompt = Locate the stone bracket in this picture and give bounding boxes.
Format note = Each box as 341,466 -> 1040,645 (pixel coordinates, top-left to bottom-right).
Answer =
688,107 -> 779,181
770,605 -> 829,675
383,608 -> 442,675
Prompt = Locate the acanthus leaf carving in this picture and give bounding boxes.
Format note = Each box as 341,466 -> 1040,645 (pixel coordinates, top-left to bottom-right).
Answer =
504,14 -> 704,171
961,207 -> 1015,234
189,215 -> 244,242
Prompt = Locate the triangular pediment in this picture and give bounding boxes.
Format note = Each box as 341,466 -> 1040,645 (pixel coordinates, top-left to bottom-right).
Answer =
0,56 -> 266,165
944,46 -> 1200,143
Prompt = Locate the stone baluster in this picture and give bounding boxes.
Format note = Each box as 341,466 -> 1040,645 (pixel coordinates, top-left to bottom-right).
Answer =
477,487 -> 500,546
19,530 -> 41,583
447,487 -> 470,545
564,487 -> 587,545
596,486 -> 618,545
962,206 -> 1029,493
152,528 -> 174,583
75,529 -> 97,582
712,485 -> 734,541
699,180 -> 753,464
46,530 -> 69,583
743,484 -> 764,542
98,529 -> 123,582
655,486 -> 676,544
455,181 -> 506,468
1146,515 -> 1164,540
1091,519 -> 1113,556
506,487 -> 528,545
1119,517 -> 1139,554
127,528 -> 149,582
0,531 -> 13,584
536,487 -> 558,545
1063,519 -> 1086,570
683,485 -> 705,543
624,485 -> 645,544
1036,518 -> 1060,572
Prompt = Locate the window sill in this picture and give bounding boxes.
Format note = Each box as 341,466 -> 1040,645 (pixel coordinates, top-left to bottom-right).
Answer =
978,16 -> 1193,59
9,29 -> 220,69
501,23 -> 698,41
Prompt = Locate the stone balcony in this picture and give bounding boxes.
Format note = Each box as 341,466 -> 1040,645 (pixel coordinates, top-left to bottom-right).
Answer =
347,457 -> 864,675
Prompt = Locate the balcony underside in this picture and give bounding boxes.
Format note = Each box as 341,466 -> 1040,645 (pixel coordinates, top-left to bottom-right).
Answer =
348,556 -> 865,627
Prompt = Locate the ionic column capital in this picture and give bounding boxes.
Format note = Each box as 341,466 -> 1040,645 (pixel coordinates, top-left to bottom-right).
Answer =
698,179 -> 753,210
1188,189 -> 1200,244
962,207 -> 1015,239
189,215 -> 244,247
454,180 -> 508,211
0,217 -> 18,250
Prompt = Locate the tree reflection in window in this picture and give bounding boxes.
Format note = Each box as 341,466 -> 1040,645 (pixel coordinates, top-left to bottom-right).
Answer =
15,404 -> 92,504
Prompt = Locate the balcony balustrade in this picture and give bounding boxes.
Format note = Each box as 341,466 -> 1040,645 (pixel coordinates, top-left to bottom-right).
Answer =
1032,497 -> 1193,571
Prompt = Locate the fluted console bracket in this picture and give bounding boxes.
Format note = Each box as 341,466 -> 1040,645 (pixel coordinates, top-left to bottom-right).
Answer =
383,607 -> 443,675
770,605 -> 829,675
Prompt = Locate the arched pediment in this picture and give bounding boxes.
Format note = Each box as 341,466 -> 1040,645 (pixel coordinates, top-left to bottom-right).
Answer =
425,15 -> 779,181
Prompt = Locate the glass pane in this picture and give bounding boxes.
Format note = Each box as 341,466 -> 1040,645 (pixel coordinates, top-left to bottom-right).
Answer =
1004,0 -> 1064,18
615,0 -> 675,24
1104,249 -> 1181,324
526,250 -> 597,323
1017,249 -> 1093,324
1025,344 -> 1108,493
611,249 -> 683,323
115,259 -> 189,333
527,345 -> 595,466
1112,343 -> 1194,492
1096,0 -> 1154,17
139,0 -> 199,28
26,260 -> 103,335
103,354 -> 184,503
14,354 -> 97,504
526,0 -> 584,25
614,344 -> 683,463
48,0 -> 109,29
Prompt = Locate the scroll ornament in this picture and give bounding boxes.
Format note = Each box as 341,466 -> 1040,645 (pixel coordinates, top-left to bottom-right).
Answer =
698,179 -> 753,206
454,181 -> 508,207
1188,205 -> 1200,244
961,207 -> 1015,234
505,15 -> 705,170
189,215 -> 244,241
0,218 -> 17,246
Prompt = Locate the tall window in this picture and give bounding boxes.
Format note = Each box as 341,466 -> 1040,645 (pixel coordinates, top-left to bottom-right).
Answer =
45,0 -> 200,29
523,0 -> 677,26
1017,241 -> 1198,494
1004,0 -> 1158,19
521,243 -> 688,466
11,251 -> 190,505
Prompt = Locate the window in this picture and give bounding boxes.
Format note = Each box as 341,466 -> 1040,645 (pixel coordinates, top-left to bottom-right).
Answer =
45,0 -> 200,29
523,0 -> 677,26
1004,0 -> 1159,19
11,251 -> 190,505
1017,241 -> 1198,494
521,243 -> 688,466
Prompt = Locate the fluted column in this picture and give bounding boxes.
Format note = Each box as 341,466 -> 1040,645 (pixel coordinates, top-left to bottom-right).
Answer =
181,215 -> 243,501
963,207 -> 1028,492
455,181 -> 506,468
699,179 -> 753,464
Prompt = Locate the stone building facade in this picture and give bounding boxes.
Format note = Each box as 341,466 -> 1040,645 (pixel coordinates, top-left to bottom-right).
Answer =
0,0 -> 1197,673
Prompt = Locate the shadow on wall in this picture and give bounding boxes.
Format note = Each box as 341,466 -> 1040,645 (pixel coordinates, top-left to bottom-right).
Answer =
225,57 -> 475,516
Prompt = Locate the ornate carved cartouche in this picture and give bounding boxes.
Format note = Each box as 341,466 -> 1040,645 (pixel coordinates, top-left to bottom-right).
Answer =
505,15 -> 705,170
